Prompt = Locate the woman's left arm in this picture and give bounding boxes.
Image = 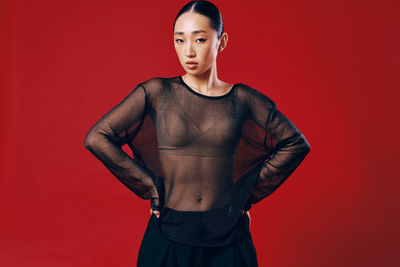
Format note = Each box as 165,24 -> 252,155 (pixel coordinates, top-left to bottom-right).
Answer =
245,90 -> 311,208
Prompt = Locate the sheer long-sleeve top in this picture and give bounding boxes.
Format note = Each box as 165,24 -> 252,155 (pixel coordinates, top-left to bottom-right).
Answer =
84,76 -> 310,246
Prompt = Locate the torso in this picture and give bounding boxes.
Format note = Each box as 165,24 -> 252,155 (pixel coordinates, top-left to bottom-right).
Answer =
154,76 -> 245,211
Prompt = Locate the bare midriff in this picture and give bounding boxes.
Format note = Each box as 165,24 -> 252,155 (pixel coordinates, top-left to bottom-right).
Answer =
159,152 -> 235,211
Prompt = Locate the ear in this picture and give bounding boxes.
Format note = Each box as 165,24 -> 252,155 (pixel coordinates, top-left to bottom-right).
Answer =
218,32 -> 229,52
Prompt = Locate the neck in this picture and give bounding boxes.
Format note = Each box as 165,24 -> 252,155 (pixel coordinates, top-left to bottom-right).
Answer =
182,63 -> 220,92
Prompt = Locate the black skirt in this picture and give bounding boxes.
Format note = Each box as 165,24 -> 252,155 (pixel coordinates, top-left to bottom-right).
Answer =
137,211 -> 258,267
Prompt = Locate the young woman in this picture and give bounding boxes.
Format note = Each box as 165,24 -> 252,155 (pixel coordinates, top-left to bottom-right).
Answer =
84,1 -> 310,266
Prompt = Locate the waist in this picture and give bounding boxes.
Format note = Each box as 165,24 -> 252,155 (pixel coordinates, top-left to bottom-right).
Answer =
157,203 -> 249,246
158,145 -> 236,158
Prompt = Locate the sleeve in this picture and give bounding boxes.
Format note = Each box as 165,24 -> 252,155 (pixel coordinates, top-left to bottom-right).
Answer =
83,83 -> 160,210
244,90 -> 311,210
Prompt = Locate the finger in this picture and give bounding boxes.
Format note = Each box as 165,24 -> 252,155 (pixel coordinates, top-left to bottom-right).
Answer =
246,211 -> 251,226
149,208 -> 160,218
153,210 -> 160,218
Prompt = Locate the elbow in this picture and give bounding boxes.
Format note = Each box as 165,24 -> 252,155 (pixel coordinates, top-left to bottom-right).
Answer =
84,131 -> 99,150
83,138 -> 92,150
301,135 -> 311,155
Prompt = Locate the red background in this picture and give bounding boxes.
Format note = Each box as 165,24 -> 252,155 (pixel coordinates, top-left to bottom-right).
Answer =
1,0 -> 399,266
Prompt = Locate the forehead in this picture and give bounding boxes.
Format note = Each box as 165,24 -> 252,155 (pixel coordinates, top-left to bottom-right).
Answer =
174,11 -> 212,34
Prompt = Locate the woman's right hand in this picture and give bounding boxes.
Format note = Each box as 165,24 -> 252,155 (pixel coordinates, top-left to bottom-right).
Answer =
150,208 -> 160,218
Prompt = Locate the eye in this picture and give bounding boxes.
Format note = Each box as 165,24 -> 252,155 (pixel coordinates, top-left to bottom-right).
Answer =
175,39 -> 183,43
196,38 -> 206,43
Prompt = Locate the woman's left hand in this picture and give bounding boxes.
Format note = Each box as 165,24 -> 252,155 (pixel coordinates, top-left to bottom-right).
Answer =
242,210 -> 251,226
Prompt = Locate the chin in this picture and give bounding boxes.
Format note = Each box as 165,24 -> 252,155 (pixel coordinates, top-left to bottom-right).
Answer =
185,68 -> 199,73
182,65 -> 206,75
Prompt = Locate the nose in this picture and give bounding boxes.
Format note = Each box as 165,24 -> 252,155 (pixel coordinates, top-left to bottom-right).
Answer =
185,41 -> 195,58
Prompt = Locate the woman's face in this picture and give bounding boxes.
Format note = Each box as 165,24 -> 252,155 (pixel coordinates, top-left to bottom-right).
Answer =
173,11 -> 223,75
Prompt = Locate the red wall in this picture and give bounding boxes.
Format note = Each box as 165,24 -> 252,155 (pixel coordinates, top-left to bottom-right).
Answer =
1,0 -> 399,266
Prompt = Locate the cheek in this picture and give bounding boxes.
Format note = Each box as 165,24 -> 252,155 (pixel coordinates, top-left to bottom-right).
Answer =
203,45 -> 217,60
173,45 -> 179,54
174,47 -> 183,59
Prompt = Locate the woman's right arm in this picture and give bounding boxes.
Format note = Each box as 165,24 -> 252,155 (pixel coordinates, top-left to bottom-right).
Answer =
83,83 -> 160,208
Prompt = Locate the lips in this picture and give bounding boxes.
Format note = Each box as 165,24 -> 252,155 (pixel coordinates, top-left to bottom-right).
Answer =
186,61 -> 198,69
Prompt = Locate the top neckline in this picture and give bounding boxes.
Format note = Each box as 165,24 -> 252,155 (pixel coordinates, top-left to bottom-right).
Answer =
179,76 -> 237,99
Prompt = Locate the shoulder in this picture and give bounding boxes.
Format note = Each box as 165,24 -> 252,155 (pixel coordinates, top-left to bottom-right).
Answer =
135,76 -> 173,100
234,82 -> 277,109
137,76 -> 181,90
138,77 -> 166,91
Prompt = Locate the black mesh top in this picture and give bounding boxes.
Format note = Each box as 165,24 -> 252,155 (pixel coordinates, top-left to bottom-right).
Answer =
84,76 -> 310,246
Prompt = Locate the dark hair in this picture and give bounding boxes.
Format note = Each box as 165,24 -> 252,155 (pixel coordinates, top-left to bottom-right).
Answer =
173,0 -> 224,40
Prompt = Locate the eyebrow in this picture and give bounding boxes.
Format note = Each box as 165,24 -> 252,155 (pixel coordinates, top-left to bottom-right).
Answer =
174,30 -> 207,35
